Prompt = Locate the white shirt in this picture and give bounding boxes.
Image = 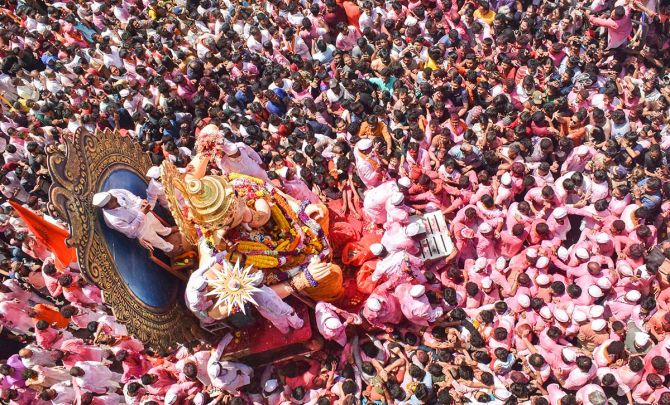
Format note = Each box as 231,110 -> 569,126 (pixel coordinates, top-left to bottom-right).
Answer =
101,189 -> 146,239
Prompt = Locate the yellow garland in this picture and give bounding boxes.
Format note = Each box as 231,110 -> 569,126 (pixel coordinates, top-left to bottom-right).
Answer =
236,241 -> 270,252
245,255 -> 279,269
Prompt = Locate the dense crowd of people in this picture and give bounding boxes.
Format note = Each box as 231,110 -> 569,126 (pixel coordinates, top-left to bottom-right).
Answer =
1,0 -> 670,403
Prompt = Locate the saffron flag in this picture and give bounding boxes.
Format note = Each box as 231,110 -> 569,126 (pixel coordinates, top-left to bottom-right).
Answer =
9,200 -> 77,268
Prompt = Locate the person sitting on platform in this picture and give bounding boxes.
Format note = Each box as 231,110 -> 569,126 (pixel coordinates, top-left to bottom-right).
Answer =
92,189 -> 175,254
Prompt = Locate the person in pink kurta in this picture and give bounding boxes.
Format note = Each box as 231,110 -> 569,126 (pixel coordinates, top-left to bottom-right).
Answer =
379,222 -> 421,256
370,249 -> 424,287
0,299 -> 34,335
142,365 -> 178,396
354,139 -> 384,189
164,381 -> 200,405
252,285 -> 304,334
59,339 -> 107,368
393,284 -> 443,326
70,361 -> 122,394
361,293 -> 402,331
114,349 -> 152,383
35,322 -> 72,350
362,179 -> 402,224
384,192 -> 412,226
315,301 -> 358,346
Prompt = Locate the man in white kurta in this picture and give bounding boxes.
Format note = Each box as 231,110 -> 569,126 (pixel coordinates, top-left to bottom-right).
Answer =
185,262 -> 215,324
145,166 -> 168,209
207,333 -> 253,394
92,189 -> 173,253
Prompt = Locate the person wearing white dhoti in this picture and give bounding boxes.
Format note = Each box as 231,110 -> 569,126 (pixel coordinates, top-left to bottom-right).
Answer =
217,141 -> 270,183
145,166 -> 168,209
92,189 -> 174,253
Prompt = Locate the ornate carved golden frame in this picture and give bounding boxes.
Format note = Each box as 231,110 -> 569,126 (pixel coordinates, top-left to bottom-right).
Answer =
47,128 -> 202,349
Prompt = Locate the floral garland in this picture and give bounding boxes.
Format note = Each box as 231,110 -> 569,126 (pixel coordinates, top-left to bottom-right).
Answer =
193,176 -> 329,281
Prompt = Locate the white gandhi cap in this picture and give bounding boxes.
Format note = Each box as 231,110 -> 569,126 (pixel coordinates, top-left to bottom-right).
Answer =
635,332 -> 650,347
589,305 -> 604,318
356,138 -> 373,151
588,285 -> 603,298
222,141 -> 239,156
390,192 -> 405,206
553,207 -> 567,219
536,274 -> 550,286
92,192 -> 112,207
535,256 -> 549,269
557,246 -> 569,261
572,309 -> 587,322
591,319 -> 607,332
539,307 -> 552,319
495,257 -> 507,271
518,294 -> 530,308
474,257 -> 487,271
554,308 -> 569,323
397,177 -> 411,188
410,284 -> 426,298
264,379 -> 279,393
479,223 -> 493,234
369,243 -> 384,256
597,278 -> 611,290
324,317 -> 342,330
576,247 -> 590,260
596,233 -> 610,244
405,222 -> 421,236
481,277 -> 492,289
146,166 -> 161,179
562,348 -> 576,362
366,297 -> 382,312
618,262 -> 633,276
500,172 -> 512,186
625,290 -> 641,302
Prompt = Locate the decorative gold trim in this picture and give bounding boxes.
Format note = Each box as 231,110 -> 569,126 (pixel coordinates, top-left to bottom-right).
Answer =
47,128 -> 202,349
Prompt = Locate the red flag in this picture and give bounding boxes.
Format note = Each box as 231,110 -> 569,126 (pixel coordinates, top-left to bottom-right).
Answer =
9,200 -> 77,268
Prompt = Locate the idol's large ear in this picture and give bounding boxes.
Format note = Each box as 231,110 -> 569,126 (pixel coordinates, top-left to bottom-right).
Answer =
47,127 -> 202,349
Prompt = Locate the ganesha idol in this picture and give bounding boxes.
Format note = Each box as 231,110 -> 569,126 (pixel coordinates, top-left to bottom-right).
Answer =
160,158 -> 344,323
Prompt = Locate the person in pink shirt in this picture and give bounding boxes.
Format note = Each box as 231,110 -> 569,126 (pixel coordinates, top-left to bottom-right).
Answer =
558,355 -> 597,390
394,284 -> 443,326
57,274 -> 102,307
141,365 -> 178,396
362,179 -> 403,224
69,361 -> 121,394
59,339 -> 107,368
34,321 -> 72,350
587,6 -> 632,49
361,293 -> 402,332
164,380 -> 199,405
0,299 -> 34,335
314,301 -> 359,346
114,349 -> 152,384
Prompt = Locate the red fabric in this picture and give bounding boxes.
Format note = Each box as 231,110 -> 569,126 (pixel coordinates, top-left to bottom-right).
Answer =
340,231 -> 382,267
9,200 -> 77,268
356,259 -> 379,294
